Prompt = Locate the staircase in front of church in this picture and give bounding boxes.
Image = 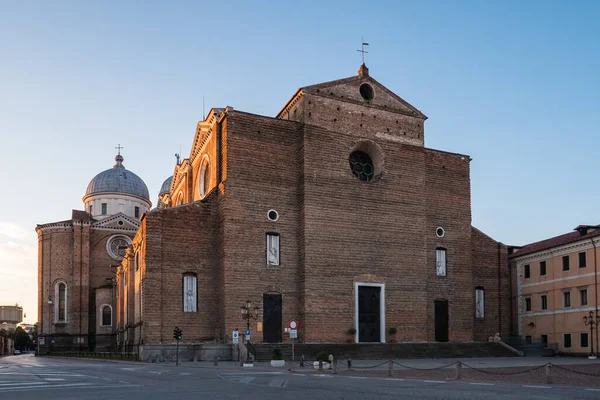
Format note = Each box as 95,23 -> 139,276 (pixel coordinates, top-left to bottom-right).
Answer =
251,342 -> 517,361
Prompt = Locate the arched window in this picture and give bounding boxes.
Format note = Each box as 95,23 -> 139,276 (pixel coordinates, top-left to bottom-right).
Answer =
435,248 -> 447,276
183,273 -> 197,312
475,287 -> 485,319
101,305 -> 112,326
55,282 -> 67,322
176,191 -> 184,206
199,155 -> 211,199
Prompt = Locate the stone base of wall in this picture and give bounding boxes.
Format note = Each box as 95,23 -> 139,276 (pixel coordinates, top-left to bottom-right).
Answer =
140,344 -> 234,363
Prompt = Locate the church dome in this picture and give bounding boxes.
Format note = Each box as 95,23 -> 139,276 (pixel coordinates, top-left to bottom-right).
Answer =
85,154 -> 150,200
159,176 -> 173,195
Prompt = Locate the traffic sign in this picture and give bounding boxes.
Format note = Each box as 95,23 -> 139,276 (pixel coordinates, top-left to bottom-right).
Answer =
246,329 -> 250,336
289,320 -> 298,330
232,330 -> 239,344
289,330 -> 297,339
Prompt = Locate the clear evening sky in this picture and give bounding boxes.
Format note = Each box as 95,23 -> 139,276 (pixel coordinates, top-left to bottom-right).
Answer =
1,1 -> 598,323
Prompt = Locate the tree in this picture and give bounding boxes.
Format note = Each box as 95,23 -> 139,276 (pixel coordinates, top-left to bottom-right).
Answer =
14,327 -> 32,351
0,329 -> 7,338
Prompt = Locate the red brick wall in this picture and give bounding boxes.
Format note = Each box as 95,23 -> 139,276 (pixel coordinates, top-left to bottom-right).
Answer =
471,228 -> 510,341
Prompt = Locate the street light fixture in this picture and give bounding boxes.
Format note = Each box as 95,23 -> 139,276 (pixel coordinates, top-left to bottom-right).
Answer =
240,300 -> 260,340
583,310 -> 600,359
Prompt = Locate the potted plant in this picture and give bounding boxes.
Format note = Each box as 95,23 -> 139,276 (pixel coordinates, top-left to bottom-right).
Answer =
270,348 -> 285,367
388,327 -> 398,343
347,328 -> 357,344
313,351 -> 331,370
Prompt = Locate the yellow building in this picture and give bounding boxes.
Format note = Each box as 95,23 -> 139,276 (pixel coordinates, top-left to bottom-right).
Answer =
510,225 -> 599,355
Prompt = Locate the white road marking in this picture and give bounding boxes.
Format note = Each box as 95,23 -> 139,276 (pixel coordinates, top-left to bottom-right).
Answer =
383,378 -> 404,381
469,382 -> 495,386
0,382 -> 47,387
43,378 -> 65,381
423,380 -> 446,384
348,376 -> 367,379
240,377 -> 255,383
179,372 -> 193,375
314,374 -> 333,377
585,389 -> 600,392
268,378 -> 288,388
522,385 -> 550,389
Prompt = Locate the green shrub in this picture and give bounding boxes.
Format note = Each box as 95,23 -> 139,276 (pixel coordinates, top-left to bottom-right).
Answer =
272,348 -> 283,360
316,351 -> 329,362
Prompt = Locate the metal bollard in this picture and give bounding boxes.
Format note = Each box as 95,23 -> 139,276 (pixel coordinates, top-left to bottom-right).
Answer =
545,363 -> 552,385
333,359 -> 337,374
300,354 -> 305,367
348,359 -> 352,370
214,355 -> 219,366
388,360 -> 393,377
454,361 -> 462,380
319,360 -> 323,372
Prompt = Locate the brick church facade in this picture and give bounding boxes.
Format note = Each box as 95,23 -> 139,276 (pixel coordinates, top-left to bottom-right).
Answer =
114,64 -> 510,359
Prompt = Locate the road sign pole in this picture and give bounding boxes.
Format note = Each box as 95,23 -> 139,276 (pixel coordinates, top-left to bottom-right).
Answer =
292,338 -> 295,362
176,339 -> 179,367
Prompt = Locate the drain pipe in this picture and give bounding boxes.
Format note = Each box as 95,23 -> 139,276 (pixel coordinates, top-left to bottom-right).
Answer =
592,238 -> 599,355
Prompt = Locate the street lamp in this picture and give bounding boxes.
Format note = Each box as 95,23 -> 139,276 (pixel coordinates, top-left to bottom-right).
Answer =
240,300 -> 260,340
583,310 -> 600,359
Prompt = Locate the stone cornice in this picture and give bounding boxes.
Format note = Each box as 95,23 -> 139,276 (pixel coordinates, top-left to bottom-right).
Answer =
511,237 -> 600,264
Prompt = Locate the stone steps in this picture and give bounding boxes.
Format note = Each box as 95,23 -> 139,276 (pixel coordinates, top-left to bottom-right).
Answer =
250,342 -> 517,361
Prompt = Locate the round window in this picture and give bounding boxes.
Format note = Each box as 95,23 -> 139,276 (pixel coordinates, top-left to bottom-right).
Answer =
359,83 -> 374,101
267,210 -> 279,222
349,151 -> 374,181
107,235 -> 131,260
436,227 -> 445,238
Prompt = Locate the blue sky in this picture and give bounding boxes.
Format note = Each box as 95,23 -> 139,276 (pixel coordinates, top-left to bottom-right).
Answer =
1,1 -> 598,322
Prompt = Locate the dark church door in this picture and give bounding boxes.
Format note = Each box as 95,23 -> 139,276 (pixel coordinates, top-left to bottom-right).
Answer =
358,286 -> 381,342
434,300 -> 449,342
263,293 -> 282,343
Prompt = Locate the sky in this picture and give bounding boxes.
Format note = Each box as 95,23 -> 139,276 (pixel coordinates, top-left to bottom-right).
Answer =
0,1 -> 598,323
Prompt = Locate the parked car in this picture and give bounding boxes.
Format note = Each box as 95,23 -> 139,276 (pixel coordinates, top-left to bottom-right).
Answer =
13,350 -> 21,355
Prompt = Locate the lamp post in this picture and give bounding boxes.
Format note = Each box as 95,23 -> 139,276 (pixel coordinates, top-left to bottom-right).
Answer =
240,300 -> 260,342
583,310 -> 600,359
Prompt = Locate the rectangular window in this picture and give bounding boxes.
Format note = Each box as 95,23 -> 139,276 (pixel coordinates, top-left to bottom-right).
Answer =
525,297 -> 532,312
579,252 -> 587,268
541,335 -> 548,345
89,205 -> 93,215
540,294 -> 548,310
562,255 -> 570,271
540,261 -> 546,276
266,233 -> 280,266
101,203 -> 107,215
436,248 -> 447,276
135,206 -> 140,218
475,287 -> 484,319
580,288 -> 588,306
564,334 -> 571,348
525,335 -> 532,344
581,333 -> 589,348
524,264 -> 530,279
563,291 -> 571,308
183,274 -> 197,312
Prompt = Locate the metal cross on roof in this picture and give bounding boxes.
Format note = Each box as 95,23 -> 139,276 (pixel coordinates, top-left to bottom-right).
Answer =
357,39 -> 369,64
115,144 -> 124,155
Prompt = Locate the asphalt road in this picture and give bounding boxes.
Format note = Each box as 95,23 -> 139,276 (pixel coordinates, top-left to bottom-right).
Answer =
1,354 -> 599,400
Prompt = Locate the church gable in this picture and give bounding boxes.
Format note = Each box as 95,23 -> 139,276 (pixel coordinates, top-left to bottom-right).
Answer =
302,75 -> 427,119
91,212 -> 140,232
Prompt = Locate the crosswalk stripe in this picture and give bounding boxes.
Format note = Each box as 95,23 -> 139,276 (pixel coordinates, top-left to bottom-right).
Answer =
240,377 -> 255,383
268,379 -> 288,388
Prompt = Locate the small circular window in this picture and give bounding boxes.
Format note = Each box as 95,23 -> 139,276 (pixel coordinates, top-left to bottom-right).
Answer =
359,83 -> 374,101
349,151 -> 374,181
117,220 -> 124,226
267,210 -> 279,222
107,235 -> 131,260
436,227 -> 445,238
